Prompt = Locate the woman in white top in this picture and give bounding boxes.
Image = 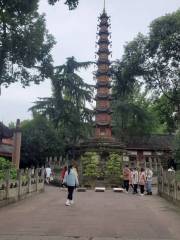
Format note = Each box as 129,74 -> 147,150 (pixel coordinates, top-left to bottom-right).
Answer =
45,165 -> 52,184
132,168 -> 138,194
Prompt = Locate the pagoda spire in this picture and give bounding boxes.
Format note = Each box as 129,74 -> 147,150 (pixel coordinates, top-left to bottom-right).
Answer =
103,0 -> 106,12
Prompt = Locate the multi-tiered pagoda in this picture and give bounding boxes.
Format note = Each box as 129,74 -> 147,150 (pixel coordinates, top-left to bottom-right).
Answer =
95,7 -> 112,140
67,3 -> 124,166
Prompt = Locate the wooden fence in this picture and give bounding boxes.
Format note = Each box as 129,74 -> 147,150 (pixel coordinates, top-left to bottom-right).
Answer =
158,168 -> 180,206
0,168 -> 44,207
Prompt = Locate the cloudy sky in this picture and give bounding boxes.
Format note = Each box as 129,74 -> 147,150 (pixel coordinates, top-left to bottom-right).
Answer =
0,0 -> 179,124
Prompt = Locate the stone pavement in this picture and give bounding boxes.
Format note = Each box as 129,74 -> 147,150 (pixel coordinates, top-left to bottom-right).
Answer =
0,186 -> 180,240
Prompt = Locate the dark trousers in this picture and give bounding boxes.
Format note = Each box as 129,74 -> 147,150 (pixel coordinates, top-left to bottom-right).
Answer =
67,186 -> 75,200
133,184 -> 138,193
123,180 -> 129,191
140,185 -> 145,194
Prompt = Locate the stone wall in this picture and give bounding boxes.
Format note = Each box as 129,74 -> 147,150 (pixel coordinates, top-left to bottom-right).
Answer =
158,168 -> 180,206
0,168 -> 44,207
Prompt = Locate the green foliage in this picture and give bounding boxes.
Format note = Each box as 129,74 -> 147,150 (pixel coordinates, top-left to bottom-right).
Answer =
105,153 -> 122,178
174,128 -> 180,170
81,152 -> 99,178
0,157 -> 17,180
175,171 -> 180,181
30,57 -> 94,144
20,115 -> 63,168
112,78 -> 157,137
151,94 -> 176,133
0,0 -> 55,88
48,0 -> 79,10
113,10 -> 180,135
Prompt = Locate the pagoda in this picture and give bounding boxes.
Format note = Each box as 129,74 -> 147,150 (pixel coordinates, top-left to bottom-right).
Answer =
95,3 -> 112,140
66,1 -> 124,168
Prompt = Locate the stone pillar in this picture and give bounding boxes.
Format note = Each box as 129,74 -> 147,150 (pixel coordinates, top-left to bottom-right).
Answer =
27,169 -> 32,193
18,169 -> 22,199
35,168 -> 39,192
5,169 -> 10,200
12,119 -> 22,169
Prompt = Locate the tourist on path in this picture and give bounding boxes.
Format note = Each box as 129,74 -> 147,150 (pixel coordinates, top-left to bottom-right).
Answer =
123,164 -> 130,192
45,165 -> 52,184
139,168 -> 146,196
129,168 -> 134,192
145,167 -> 153,195
63,165 -> 79,206
60,165 -> 67,186
72,160 -> 79,178
132,167 -> 138,194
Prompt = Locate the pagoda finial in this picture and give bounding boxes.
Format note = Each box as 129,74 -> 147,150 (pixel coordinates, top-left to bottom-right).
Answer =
103,0 -> 106,13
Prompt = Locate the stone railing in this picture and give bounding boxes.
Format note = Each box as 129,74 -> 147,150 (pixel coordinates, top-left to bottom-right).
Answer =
158,168 -> 180,206
0,168 -> 44,207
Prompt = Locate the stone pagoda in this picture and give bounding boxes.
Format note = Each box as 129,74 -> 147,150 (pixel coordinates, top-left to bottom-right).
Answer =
95,5 -> 112,140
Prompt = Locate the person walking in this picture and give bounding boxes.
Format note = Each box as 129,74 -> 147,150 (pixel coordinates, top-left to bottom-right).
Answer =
139,168 -> 146,196
45,165 -> 52,184
63,165 -> 79,206
60,165 -> 67,187
132,167 -> 139,194
145,167 -> 153,195
123,164 -> 130,192
129,168 -> 134,192
72,160 -> 78,178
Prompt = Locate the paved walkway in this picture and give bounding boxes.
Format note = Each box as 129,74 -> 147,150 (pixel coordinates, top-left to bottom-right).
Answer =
0,186 -> 180,240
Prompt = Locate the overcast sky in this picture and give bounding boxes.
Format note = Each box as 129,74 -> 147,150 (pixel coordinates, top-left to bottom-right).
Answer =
0,0 -> 179,124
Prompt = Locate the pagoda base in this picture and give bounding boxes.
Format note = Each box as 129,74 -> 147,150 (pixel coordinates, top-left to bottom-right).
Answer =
74,137 -> 124,153
66,138 -> 125,187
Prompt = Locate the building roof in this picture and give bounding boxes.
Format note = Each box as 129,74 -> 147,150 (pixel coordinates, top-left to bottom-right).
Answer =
125,134 -> 174,151
0,143 -> 13,157
0,122 -> 13,139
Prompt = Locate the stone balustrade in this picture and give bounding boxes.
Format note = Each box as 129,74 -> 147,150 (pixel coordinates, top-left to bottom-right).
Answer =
0,168 -> 44,207
158,168 -> 180,206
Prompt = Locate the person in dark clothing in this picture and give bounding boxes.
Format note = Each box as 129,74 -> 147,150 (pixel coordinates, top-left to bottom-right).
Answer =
123,165 -> 130,192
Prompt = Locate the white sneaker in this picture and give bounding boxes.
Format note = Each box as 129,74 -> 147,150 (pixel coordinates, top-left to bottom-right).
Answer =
70,200 -> 74,204
140,193 -> 144,196
65,200 -> 70,206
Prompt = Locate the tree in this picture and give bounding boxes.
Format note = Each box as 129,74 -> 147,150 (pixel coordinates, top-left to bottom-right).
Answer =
112,10 -> 180,135
0,0 -> 55,89
120,10 -> 180,111
30,57 -> 94,144
48,0 -> 79,10
151,94 -> 176,133
145,10 -> 180,107
112,61 -> 156,138
20,115 -> 62,168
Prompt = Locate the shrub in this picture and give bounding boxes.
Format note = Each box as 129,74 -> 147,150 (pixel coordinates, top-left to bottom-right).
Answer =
81,152 -> 100,178
0,157 -> 17,180
105,153 -> 123,183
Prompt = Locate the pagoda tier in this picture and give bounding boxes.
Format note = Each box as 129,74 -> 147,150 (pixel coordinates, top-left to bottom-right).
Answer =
94,8 -> 112,140
95,82 -> 111,88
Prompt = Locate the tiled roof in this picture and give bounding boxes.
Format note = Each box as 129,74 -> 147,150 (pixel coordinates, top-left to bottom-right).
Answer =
0,122 -> 13,139
125,134 -> 174,151
0,144 -> 13,156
